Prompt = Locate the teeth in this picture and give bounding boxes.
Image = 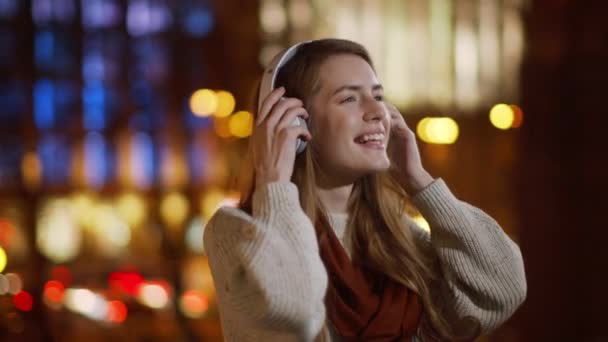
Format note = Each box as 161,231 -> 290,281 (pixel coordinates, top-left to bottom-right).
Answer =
357,133 -> 385,143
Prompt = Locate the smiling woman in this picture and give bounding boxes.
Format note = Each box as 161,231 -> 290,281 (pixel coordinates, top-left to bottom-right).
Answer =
204,39 -> 526,342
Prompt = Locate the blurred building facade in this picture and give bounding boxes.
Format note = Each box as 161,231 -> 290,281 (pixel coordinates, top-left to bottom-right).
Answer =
5,0 -> 604,341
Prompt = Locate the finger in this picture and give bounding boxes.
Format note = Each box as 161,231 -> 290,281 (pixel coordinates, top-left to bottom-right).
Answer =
257,87 -> 286,125
263,97 -> 304,129
280,124 -> 312,144
386,103 -> 401,119
275,106 -> 309,131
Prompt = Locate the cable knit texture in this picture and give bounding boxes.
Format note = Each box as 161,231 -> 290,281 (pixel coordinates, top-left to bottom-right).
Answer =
203,179 -> 526,341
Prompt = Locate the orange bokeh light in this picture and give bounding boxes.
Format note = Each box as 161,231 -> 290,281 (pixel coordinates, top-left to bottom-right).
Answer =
181,290 -> 209,316
510,104 -> 524,128
106,300 -> 128,323
44,280 -> 65,304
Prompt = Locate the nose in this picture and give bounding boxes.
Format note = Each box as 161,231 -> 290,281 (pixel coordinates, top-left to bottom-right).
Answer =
362,97 -> 387,122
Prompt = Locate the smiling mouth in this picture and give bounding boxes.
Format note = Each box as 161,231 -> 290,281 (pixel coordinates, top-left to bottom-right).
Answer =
354,133 -> 386,149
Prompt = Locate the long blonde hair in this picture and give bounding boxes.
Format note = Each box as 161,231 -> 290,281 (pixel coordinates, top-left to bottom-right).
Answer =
239,39 -> 464,341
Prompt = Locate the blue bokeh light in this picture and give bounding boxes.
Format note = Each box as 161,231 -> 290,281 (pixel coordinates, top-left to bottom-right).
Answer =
39,134 -> 70,185
182,5 -> 214,37
84,131 -> 113,188
81,0 -> 122,30
83,82 -> 118,131
131,132 -> 156,188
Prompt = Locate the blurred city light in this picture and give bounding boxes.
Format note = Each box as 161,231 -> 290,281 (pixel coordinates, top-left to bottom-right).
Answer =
190,89 -> 218,117
106,300 -> 128,323
213,116 -> 232,138
64,288 -> 108,320
21,151 -> 42,190
127,0 -> 172,37
214,90 -> 236,118
179,290 -> 208,319
160,192 -> 189,228
511,104 -> 524,128
109,271 -> 144,296
70,192 -> 96,229
288,0 -> 313,29
181,2 -> 214,37
13,290 -> 34,312
116,192 -> 147,228
130,132 -> 156,189
137,281 -> 170,309
229,111 -> 253,138
43,280 -> 65,309
51,265 -> 72,287
185,218 -> 206,254
182,258 -> 215,297
6,273 -> 23,295
0,246 -> 6,272
36,199 -> 82,263
81,0 -> 122,30
490,103 -> 514,130
416,117 -> 459,144
32,0 -> 76,25
200,188 -> 225,220
0,274 -> 8,295
92,203 -> 131,255
260,0 -> 287,34
84,131 -> 110,188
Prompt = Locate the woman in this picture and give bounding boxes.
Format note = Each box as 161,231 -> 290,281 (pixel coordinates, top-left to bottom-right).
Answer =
204,39 -> 526,341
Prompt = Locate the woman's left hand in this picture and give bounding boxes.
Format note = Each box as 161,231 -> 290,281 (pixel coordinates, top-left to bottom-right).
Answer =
386,102 -> 434,195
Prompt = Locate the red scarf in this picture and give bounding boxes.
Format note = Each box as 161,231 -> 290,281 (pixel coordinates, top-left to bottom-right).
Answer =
315,218 -> 423,341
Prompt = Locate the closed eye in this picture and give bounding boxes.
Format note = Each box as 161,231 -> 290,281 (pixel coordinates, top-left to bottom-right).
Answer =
340,96 -> 356,104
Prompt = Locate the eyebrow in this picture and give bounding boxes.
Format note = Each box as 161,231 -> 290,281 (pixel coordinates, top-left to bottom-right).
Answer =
332,84 -> 384,96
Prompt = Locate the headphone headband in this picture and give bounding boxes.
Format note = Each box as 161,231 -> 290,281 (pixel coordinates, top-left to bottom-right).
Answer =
257,41 -> 312,113
257,41 -> 313,155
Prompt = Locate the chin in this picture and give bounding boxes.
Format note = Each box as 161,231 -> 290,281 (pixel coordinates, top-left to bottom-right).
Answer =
360,160 -> 391,174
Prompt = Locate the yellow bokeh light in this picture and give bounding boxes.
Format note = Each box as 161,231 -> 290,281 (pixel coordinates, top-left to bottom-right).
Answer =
489,104 -> 514,130
189,89 -> 218,117
200,188 -> 225,220
37,199 -> 82,263
229,111 -> 254,138
214,91 -> 236,118
160,192 -> 189,228
116,193 -> 147,228
213,116 -> 232,138
416,117 -> 459,144
70,193 -> 96,230
0,247 -> 7,273
416,118 -> 431,141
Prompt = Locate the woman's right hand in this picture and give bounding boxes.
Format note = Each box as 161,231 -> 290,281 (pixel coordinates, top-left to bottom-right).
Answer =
252,87 -> 311,188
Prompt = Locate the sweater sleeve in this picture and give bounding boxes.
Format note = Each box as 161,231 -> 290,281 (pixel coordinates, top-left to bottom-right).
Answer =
406,178 -> 527,335
203,182 -> 328,341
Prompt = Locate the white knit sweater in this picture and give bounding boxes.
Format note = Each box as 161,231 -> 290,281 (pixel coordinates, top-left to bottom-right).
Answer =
203,179 -> 527,341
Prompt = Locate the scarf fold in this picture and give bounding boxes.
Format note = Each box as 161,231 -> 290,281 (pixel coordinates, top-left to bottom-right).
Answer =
315,218 -> 423,341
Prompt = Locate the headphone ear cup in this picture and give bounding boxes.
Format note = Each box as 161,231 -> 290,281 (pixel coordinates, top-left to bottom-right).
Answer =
294,116 -> 308,154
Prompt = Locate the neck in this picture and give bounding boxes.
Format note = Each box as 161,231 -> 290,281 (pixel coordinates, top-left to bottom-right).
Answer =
316,178 -> 354,214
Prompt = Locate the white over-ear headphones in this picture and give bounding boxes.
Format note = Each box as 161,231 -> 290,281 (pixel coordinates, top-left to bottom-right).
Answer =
258,41 -> 312,154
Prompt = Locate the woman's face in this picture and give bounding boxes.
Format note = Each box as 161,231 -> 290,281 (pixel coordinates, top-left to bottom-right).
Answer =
309,54 -> 391,185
